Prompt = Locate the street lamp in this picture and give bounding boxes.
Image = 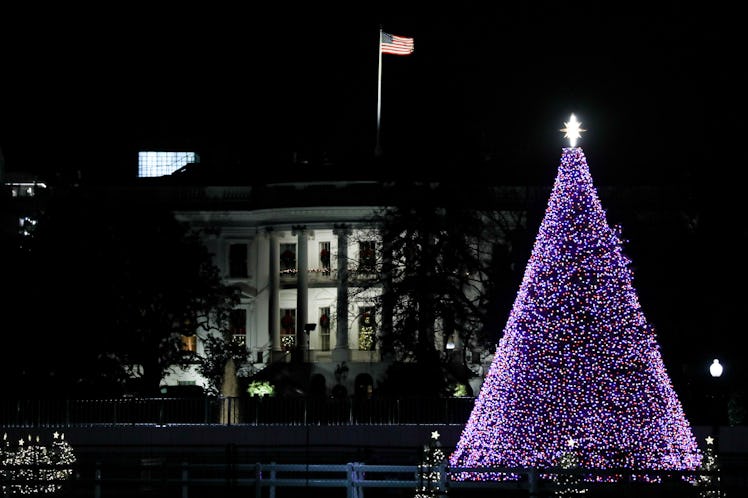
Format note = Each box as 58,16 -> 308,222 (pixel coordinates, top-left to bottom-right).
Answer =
708,358 -> 724,446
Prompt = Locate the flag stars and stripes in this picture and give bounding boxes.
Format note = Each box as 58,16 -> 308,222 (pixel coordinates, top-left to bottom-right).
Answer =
381,32 -> 414,55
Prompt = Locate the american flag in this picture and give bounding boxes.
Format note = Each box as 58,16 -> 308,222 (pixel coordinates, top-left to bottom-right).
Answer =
381,32 -> 414,55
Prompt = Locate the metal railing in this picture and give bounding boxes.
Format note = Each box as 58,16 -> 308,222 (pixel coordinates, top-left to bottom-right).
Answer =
0,460 -> 739,497
0,397 -> 477,428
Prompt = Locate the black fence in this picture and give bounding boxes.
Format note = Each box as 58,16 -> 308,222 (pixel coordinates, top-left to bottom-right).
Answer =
0,396 -> 477,427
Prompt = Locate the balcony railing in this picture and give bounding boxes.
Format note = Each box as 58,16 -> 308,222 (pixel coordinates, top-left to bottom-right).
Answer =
279,268 -> 336,284
0,397 -> 476,428
278,268 -> 384,284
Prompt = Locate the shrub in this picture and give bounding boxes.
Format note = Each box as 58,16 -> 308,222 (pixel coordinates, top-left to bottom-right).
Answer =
247,380 -> 275,397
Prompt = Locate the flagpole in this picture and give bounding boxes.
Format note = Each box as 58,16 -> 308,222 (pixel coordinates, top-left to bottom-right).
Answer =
375,26 -> 383,158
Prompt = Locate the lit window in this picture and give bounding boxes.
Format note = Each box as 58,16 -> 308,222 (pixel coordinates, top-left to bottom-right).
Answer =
358,241 -> 376,272
230,309 -> 247,346
319,307 -> 331,351
280,309 -> 296,352
319,242 -> 331,270
358,306 -> 376,351
6,181 -> 45,197
181,335 -> 197,353
138,151 -> 199,177
18,216 -> 38,238
280,243 -> 297,273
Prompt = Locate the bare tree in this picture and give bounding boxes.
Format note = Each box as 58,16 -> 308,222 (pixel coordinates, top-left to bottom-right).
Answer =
347,183 -> 530,396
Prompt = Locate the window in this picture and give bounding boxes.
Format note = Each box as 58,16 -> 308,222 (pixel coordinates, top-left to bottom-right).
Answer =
319,241 -> 331,270
229,243 -> 248,278
471,350 -> 482,365
18,216 -> 38,238
358,306 -> 376,351
138,151 -> 199,177
7,181 -> 46,198
280,243 -> 297,273
358,241 -> 376,272
181,335 -> 197,353
280,309 -> 296,352
319,307 -> 331,351
230,309 -> 247,347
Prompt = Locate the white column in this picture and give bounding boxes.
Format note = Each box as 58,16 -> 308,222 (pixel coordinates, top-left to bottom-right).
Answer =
381,236 -> 394,361
332,224 -> 350,362
293,225 -> 309,362
267,229 -> 279,357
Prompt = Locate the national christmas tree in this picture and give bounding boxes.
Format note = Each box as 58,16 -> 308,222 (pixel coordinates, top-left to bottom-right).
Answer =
449,115 -> 701,482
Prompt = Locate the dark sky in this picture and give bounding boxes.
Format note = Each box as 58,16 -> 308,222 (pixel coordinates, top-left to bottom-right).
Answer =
1,2 -> 746,187
1,2 -> 746,384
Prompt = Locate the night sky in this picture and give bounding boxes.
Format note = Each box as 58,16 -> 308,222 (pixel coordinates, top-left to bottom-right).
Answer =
1,3 -> 745,184
1,3 -> 746,379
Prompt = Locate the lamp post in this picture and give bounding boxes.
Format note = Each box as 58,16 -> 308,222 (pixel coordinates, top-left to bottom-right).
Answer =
304,323 -> 316,362
445,335 -> 455,356
709,358 -> 724,449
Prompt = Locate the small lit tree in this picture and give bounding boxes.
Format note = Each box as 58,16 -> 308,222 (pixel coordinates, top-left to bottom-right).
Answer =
553,439 -> 588,497
698,436 -> 724,498
415,431 -> 447,498
0,432 -> 76,495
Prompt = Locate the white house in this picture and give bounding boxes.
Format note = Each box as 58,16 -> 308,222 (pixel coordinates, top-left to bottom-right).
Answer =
166,192 -> 394,397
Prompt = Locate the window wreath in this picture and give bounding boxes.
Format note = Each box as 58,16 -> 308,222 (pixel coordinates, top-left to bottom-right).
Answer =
319,313 -> 330,329
281,312 -> 294,330
360,247 -> 374,261
280,249 -> 295,270
320,248 -> 331,268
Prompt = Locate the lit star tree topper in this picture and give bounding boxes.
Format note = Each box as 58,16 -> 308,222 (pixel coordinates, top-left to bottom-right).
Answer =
449,118 -> 701,482
561,113 -> 586,147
